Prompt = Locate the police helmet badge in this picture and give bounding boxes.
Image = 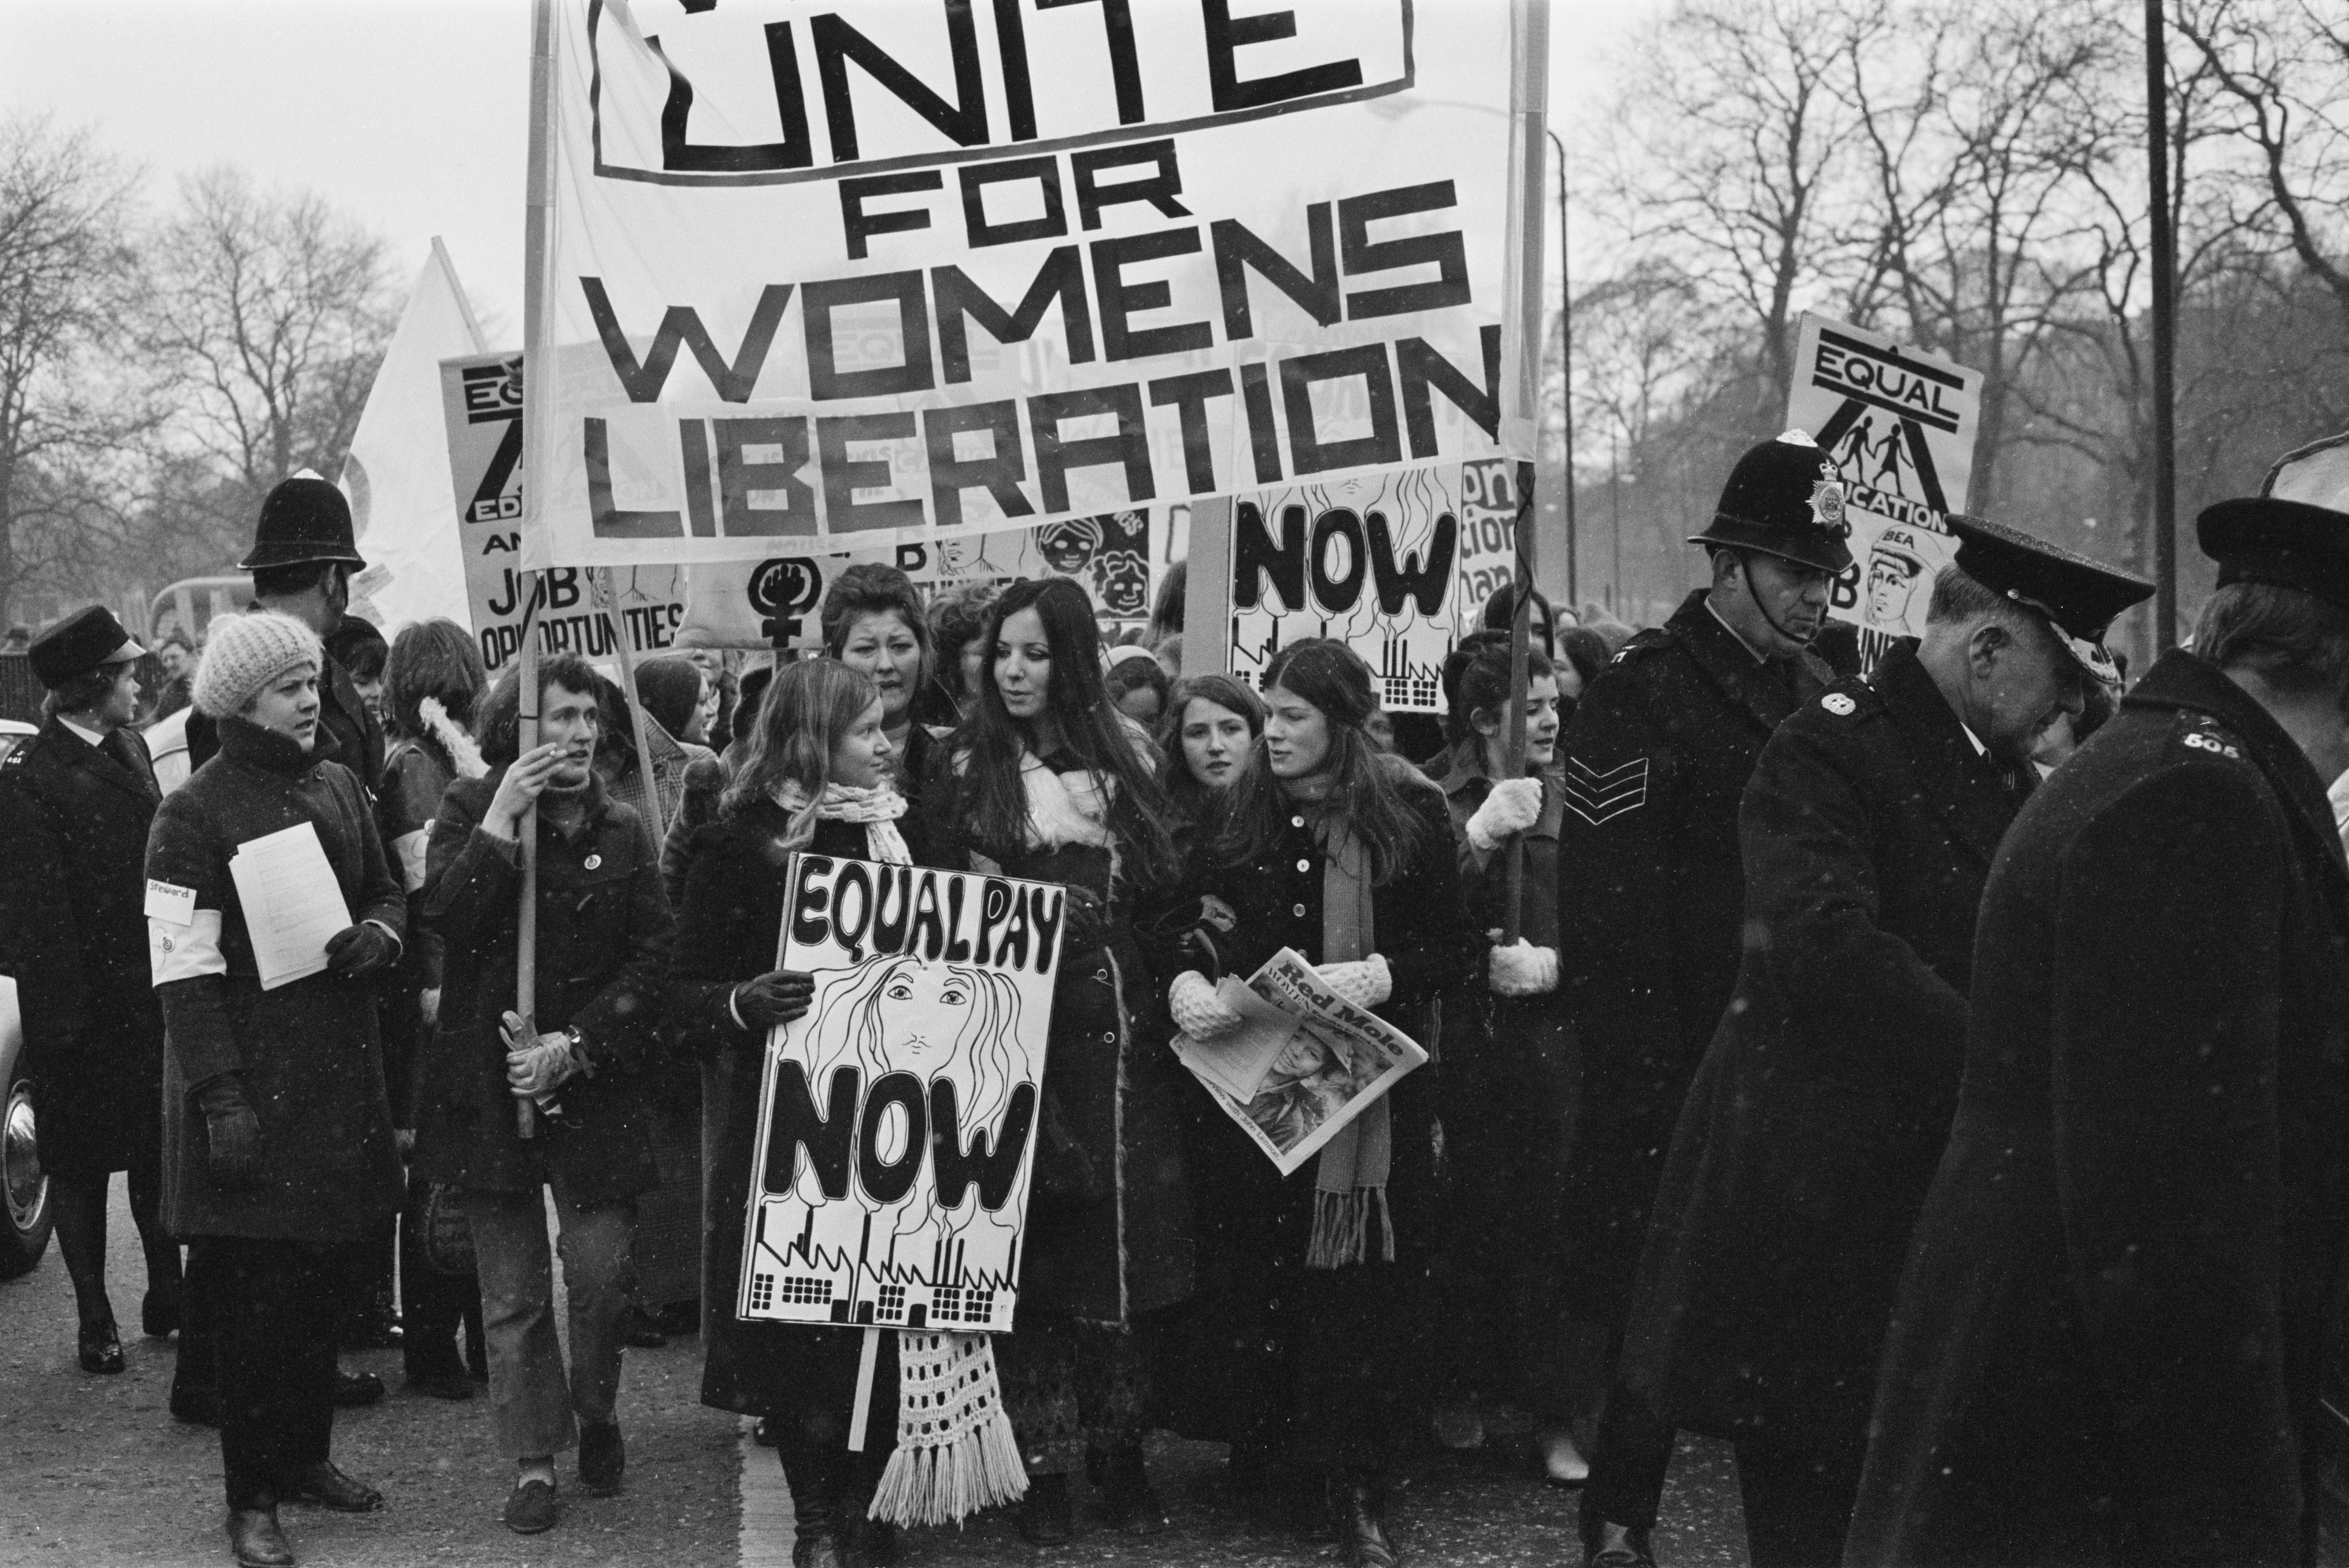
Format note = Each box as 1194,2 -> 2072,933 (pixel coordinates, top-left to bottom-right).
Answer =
1809,478 -> 1849,537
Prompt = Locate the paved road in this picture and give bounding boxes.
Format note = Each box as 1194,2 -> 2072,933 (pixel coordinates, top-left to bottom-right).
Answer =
0,1180 -> 1750,1568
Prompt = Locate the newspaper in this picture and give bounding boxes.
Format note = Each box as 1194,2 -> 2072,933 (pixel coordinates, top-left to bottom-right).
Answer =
1172,948 -> 1429,1178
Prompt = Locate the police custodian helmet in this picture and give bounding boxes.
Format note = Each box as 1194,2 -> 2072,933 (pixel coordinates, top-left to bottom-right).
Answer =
1687,430 -> 1857,576
237,475 -> 366,573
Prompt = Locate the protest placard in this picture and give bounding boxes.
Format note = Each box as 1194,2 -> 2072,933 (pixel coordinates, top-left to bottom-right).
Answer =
1785,314 -> 1983,666
439,351 -> 692,672
674,505 -> 1171,651
737,853 -> 1062,1333
1225,464 -> 1463,711
1174,947 -> 1427,1177
521,0 -> 1539,568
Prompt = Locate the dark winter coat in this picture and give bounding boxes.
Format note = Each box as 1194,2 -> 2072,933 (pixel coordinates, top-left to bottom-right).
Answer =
1613,641 -> 2028,1468
1169,768 -> 1479,1467
375,737 -> 459,1126
187,641 -> 383,790
1848,650 -> 2349,1568
918,743 -> 1194,1327
145,717 -> 406,1241
0,718 -> 167,1177
1554,589 -> 1832,1326
412,770 -> 670,1205
670,807 -> 903,1425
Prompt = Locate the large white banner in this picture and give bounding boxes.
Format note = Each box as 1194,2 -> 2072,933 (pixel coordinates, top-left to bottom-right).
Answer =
525,0 -> 1532,569
1785,314 -> 1983,663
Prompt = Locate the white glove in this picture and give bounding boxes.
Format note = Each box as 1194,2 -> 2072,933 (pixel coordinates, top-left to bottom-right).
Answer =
1169,970 -> 1244,1041
501,1009 -> 586,1098
505,1037 -> 582,1098
1315,954 -> 1392,1009
1466,777 -> 1543,852
1488,939 -> 1560,997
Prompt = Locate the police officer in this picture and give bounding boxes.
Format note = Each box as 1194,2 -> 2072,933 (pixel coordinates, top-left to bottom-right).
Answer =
0,607 -> 181,1373
187,475 -> 384,788
1849,465 -> 2349,1566
1577,520 -> 2152,1568
1554,431 -> 1847,1365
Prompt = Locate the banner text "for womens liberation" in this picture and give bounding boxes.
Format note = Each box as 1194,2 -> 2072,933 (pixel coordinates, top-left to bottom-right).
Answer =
530,0 -> 1525,567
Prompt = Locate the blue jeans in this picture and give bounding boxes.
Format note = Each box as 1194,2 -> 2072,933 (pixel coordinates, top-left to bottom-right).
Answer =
464,1176 -> 636,1460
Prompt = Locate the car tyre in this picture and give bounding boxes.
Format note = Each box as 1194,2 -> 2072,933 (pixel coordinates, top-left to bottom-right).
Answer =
0,1068 -> 52,1279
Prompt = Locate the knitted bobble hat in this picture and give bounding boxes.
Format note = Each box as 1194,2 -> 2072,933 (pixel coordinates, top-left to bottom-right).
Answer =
192,611 -> 323,718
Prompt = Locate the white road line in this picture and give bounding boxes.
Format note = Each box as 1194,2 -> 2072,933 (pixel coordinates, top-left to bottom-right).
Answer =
739,1417 -> 796,1568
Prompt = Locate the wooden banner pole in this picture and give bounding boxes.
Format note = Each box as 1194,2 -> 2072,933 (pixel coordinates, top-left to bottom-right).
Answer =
1502,0 -> 1552,943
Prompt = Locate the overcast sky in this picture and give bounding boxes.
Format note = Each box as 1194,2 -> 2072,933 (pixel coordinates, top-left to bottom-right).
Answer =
0,0 -> 1658,340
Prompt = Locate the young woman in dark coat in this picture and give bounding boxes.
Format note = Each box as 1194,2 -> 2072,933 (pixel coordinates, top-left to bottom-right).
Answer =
669,659 -> 931,1568
145,612 -> 409,1567
372,618 -> 490,1398
1164,638 -> 1479,1568
915,577 -> 1194,1545
0,609 -> 179,1374
414,652 -> 674,1535
1423,632 -> 1594,1485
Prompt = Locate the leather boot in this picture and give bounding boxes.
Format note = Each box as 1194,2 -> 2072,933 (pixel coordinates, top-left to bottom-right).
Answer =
1092,1443 -> 1169,1535
1335,1469 -> 1398,1568
227,1506 -> 295,1567
785,1454 -> 846,1568
1018,1473 -> 1074,1545
1582,1516 -> 1657,1568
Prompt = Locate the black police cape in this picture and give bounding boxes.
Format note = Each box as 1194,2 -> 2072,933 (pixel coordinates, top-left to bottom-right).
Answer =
1612,641 -> 2026,1470
1848,650 -> 2349,1568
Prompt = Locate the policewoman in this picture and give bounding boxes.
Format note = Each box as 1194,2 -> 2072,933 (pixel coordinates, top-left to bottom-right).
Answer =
0,608 -> 180,1373
145,611 -> 408,1568
1554,432 -> 1845,1357
1577,521 -> 2151,1568
1851,460 -> 2349,1567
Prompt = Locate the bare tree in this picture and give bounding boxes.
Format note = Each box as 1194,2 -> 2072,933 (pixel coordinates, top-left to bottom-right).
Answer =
0,114 -> 147,632
2172,0 -> 2349,323
139,166 -> 393,556
1595,0 -> 1874,434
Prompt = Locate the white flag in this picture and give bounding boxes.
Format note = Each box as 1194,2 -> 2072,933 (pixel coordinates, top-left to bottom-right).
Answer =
344,237 -> 492,633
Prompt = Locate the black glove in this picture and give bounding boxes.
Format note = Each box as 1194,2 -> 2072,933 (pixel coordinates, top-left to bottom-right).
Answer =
733,970 -> 815,1030
326,922 -> 397,978
1062,886 -> 1108,951
194,1073 -> 263,1189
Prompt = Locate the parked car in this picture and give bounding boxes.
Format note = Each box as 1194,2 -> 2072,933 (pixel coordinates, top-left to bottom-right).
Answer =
0,976 -> 51,1277
0,718 -> 36,766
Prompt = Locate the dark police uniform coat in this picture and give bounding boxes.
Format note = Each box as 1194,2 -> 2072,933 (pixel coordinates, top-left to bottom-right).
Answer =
1612,641 -> 2027,1471
1848,650 -> 2349,1568
1555,589 -> 1831,1325
0,719 -> 167,1176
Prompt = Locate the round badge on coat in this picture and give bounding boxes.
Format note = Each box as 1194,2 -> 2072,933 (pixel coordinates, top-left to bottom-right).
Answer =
1822,693 -> 1857,716
584,853 -> 602,869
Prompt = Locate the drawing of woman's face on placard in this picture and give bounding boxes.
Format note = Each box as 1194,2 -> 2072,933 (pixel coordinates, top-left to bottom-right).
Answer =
797,952 -> 1030,1234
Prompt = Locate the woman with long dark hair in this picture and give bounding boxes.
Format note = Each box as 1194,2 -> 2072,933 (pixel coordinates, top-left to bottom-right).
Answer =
917,577 -> 1192,1544
670,660 -> 957,1568
1165,638 -> 1478,1568
1423,631 -> 1593,1485
1155,673 -> 1267,830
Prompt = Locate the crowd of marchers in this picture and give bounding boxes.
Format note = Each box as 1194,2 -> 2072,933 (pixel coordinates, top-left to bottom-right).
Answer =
3,432 -> 2346,1568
